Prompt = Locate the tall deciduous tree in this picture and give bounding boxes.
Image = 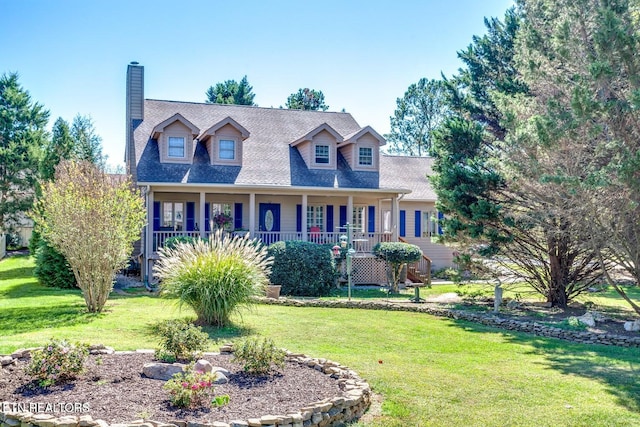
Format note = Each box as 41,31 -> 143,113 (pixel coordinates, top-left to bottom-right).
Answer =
33,161 -> 146,313
205,76 -> 256,105
0,72 -> 49,233
386,78 -> 449,156
504,0 -> 640,314
286,88 -> 328,111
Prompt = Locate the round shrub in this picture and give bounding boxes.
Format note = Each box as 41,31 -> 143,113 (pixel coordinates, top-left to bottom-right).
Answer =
373,242 -> 423,293
25,338 -> 89,387
153,319 -> 210,362
232,337 -> 285,375
34,240 -> 77,289
155,230 -> 272,327
267,241 -> 337,297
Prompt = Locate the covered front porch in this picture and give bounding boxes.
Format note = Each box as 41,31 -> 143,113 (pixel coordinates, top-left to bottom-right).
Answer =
140,183 -> 406,283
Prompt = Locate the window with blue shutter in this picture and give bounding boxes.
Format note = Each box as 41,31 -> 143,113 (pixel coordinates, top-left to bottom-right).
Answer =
153,202 -> 161,231
400,210 -> 406,237
205,203 -> 210,231
186,202 -> 195,231
326,205 -> 334,233
438,211 -> 444,235
415,210 -> 421,238
368,206 -> 375,233
234,203 -> 243,230
296,204 -> 302,232
339,205 -> 347,228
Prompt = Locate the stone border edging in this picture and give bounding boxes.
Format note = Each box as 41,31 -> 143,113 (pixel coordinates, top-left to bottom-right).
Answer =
257,297 -> 640,348
1,346 -> 371,427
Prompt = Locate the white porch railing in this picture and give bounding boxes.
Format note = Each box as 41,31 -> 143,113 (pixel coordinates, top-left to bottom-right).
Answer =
153,231 -> 201,251
152,230 -> 392,252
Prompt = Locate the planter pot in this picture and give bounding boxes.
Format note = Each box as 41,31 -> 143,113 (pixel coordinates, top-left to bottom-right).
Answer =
266,285 -> 281,299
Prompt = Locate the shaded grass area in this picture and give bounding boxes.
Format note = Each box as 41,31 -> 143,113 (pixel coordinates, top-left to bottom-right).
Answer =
1,255 -> 639,427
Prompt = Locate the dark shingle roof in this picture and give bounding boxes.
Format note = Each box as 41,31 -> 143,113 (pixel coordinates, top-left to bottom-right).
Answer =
134,100 -> 434,197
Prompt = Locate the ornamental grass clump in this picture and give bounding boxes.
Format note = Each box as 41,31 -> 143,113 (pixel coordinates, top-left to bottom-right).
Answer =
155,229 -> 272,327
25,338 -> 89,387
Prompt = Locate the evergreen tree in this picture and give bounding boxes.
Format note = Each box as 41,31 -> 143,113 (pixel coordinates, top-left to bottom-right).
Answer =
286,88 -> 328,111
386,78 -> 449,156
40,117 -> 74,181
71,114 -> 105,168
205,76 -> 256,105
0,72 -> 49,233
431,8 -> 601,308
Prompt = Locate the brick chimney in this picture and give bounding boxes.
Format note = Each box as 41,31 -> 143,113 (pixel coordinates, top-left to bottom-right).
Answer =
125,62 -> 144,178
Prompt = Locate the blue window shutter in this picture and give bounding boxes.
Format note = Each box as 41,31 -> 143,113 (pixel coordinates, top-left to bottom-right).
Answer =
400,210 -> 406,237
186,202 -> 195,231
326,205 -> 334,233
368,206 -> 375,233
415,210 -> 421,238
438,211 -> 444,235
153,201 -> 161,231
296,204 -> 302,232
234,203 -> 243,230
339,205 -> 347,228
204,203 -> 210,231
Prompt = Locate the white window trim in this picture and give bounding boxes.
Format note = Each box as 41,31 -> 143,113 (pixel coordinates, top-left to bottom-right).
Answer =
352,205 -> 366,233
354,143 -> 377,170
213,136 -> 242,165
162,131 -> 191,163
162,201 -> 185,230
307,204 -> 325,231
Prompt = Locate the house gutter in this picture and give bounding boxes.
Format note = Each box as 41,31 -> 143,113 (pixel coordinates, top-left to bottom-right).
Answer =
136,181 -> 412,196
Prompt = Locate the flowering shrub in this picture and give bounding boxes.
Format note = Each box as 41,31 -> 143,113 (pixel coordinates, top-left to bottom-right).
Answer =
164,364 -> 226,408
232,337 -> 285,375
25,338 -> 89,387
212,212 -> 233,229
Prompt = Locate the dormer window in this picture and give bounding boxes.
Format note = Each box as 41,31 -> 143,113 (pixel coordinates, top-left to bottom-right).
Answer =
359,147 -> 373,166
168,137 -> 185,158
315,145 -> 330,164
151,113 -> 199,164
219,139 -> 236,160
199,117 -> 249,166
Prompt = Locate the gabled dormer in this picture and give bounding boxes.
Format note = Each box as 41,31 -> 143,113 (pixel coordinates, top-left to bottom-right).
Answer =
290,123 -> 343,170
199,117 -> 250,166
339,126 -> 385,171
151,113 -> 199,164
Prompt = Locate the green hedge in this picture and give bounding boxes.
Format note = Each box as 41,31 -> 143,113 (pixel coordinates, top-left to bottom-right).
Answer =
267,241 -> 338,297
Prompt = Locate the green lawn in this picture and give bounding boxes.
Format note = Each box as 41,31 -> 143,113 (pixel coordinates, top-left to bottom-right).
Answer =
1,255 -> 639,427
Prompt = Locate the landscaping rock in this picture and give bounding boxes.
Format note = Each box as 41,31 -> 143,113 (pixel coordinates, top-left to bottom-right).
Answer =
506,300 -> 520,310
193,359 -> 213,373
213,371 -> 229,384
624,320 -> 640,332
576,312 -> 596,327
1,355 -> 14,366
142,362 -> 186,380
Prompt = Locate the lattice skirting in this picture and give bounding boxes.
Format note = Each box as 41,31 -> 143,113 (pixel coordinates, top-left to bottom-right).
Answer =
345,255 -> 388,285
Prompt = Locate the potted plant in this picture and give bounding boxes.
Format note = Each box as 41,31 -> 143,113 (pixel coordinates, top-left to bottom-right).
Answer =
266,284 -> 281,299
212,212 -> 233,231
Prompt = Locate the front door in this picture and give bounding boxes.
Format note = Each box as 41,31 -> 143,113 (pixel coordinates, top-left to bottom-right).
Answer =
259,203 -> 281,245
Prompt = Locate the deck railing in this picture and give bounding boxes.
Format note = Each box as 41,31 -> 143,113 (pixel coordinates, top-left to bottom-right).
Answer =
399,237 -> 432,285
152,230 -> 391,252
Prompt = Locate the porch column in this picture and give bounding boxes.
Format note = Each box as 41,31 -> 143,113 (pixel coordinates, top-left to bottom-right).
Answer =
146,190 -> 154,280
347,195 -> 353,231
301,194 -> 308,241
392,195 -> 400,241
249,193 -> 256,237
199,192 -> 205,238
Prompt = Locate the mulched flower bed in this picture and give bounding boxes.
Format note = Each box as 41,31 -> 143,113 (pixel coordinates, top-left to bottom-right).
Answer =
0,352 -> 343,424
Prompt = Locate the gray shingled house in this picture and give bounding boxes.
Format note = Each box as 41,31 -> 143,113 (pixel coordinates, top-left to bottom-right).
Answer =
125,63 -> 453,283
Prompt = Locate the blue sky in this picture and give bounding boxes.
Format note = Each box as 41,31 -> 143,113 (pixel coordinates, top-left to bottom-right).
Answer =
2,0 -> 513,169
